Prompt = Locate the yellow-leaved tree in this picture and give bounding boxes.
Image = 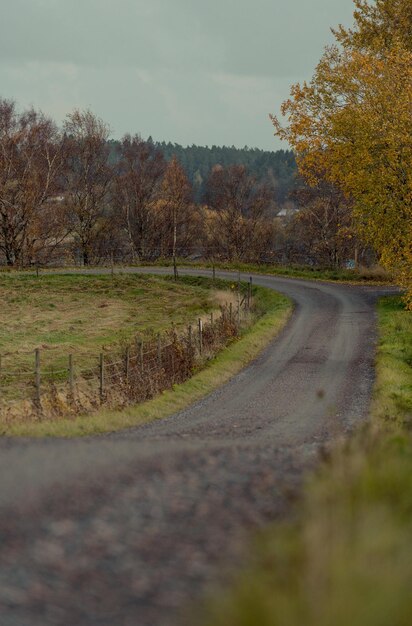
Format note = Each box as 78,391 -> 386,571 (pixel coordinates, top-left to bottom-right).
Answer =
272,0 -> 412,306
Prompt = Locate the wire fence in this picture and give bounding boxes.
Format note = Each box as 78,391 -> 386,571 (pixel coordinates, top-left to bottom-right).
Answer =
0,242 -> 286,272
0,281 -> 254,424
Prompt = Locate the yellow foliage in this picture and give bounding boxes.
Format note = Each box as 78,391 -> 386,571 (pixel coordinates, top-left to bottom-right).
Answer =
272,0 -> 412,306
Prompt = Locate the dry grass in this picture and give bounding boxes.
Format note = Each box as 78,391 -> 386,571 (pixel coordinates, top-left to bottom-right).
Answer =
0,273 -> 227,402
1,285 -> 292,437
356,264 -> 393,282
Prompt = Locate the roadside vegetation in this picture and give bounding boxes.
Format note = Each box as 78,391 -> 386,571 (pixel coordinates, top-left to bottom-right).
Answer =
200,1 -> 412,620
202,296 -> 412,626
0,274 -> 292,437
137,258 -> 392,284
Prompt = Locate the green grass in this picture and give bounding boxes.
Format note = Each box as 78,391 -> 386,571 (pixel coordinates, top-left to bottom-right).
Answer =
1,283 -> 292,437
371,297 -> 412,428
0,272 -> 224,400
135,258 -> 393,284
201,297 -> 412,626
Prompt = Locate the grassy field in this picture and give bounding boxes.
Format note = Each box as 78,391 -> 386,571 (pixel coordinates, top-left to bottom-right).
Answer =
0,273 -> 230,401
202,296 -> 412,626
2,282 -> 292,437
0,274 -> 292,437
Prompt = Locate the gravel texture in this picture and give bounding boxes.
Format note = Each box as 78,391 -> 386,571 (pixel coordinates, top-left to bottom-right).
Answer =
0,270 -> 398,625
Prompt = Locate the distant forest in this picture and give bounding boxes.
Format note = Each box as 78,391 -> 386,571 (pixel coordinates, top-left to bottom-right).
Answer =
109,141 -> 298,206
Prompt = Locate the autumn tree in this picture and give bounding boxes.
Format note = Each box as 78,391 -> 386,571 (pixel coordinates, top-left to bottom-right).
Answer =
287,184 -> 360,268
272,0 -> 412,306
113,135 -> 166,260
157,156 -> 193,279
0,99 -> 66,266
25,198 -> 72,266
205,164 -> 276,262
63,110 -> 113,265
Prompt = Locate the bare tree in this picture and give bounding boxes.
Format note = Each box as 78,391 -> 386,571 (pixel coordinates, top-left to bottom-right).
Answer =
204,164 -> 276,261
113,135 -> 166,261
63,110 -> 113,265
157,156 -> 193,279
0,99 -> 66,266
287,184 -> 360,268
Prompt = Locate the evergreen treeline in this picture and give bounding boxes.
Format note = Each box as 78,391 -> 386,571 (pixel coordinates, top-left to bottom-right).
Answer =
109,140 -> 297,206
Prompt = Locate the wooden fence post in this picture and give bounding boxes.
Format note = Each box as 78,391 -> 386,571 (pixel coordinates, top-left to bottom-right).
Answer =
237,271 -> 241,324
137,339 -> 144,374
198,318 -> 203,355
171,351 -> 175,383
35,348 -> 41,404
68,354 -> 74,397
99,353 -> 104,400
125,346 -> 130,381
188,325 -> 193,352
157,334 -> 162,366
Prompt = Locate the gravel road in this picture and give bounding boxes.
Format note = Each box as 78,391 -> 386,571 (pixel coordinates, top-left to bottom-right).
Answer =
0,270 -> 397,625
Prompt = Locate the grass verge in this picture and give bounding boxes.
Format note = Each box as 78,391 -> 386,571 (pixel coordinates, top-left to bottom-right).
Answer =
136,258 -> 393,284
202,296 -> 412,626
2,284 -> 292,437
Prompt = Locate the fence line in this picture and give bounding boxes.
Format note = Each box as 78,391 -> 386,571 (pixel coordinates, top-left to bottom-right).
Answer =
0,293 -> 254,421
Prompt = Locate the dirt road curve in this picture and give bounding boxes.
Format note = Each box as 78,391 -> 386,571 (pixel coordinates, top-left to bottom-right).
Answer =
0,270 -> 396,626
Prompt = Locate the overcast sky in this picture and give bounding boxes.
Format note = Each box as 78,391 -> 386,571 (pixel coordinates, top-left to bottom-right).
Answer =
0,0 -> 355,150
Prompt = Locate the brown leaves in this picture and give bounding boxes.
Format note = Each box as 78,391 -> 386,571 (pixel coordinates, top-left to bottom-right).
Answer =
0,99 -> 66,266
204,165 -> 276,262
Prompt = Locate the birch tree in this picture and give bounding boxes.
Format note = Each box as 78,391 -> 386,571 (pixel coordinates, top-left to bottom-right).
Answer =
0,99 -> 65,265
158,157 -> 193,279
63,110 -> 113,265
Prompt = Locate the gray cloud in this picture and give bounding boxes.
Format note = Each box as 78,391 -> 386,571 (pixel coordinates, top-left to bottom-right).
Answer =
0,0 -> 355,149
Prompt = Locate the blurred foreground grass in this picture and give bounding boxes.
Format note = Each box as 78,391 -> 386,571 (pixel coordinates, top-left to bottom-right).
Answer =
203,296 -> 412,626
